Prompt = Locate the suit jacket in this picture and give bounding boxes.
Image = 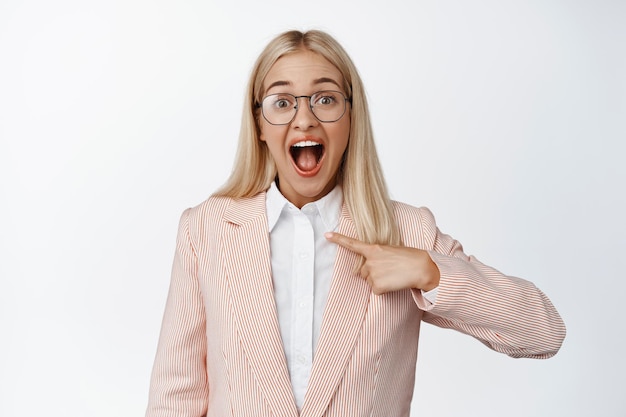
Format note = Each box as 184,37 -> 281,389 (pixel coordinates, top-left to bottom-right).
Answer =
146,193 -> 565,417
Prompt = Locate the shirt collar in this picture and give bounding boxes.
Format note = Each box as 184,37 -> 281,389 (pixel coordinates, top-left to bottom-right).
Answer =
266,182 -> 343,232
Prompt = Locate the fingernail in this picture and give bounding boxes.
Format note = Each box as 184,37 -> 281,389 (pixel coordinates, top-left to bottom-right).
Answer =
324,232 -> 333,239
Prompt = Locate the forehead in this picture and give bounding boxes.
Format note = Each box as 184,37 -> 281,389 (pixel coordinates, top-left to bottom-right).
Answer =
263,50 -> 343,93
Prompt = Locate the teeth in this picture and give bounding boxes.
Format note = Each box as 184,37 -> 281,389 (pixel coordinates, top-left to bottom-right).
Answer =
292,140 -> 320,148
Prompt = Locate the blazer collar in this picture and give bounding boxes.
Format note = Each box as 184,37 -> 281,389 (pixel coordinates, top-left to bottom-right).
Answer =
222,193 -> 299,417
222,195 -> 371,417
300,204 -> 372,417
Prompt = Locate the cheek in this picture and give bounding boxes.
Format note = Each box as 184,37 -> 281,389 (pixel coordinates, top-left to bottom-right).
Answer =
334,119 -> 351,152
259,124 -> 288,149
259,120 -> 276,143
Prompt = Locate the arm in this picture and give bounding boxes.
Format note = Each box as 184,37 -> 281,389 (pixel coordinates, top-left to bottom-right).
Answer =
325,206 -> 566,359
413,207 -> 566,359
146,209 -> 208,417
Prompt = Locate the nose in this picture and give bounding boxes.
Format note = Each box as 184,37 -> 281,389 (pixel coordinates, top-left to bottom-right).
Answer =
292,97 -> 319,130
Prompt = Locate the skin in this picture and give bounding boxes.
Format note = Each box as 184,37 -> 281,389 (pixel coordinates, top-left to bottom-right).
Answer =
259,48 -> 440,295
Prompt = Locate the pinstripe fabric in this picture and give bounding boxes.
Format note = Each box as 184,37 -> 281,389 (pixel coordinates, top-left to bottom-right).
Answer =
146,194 -> 565,417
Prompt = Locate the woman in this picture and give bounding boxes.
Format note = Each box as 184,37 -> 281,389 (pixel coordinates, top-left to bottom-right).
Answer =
146,30 -> 565,417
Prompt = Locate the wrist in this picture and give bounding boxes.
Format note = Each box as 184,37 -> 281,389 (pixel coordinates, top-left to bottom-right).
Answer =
421,256 -> 440,291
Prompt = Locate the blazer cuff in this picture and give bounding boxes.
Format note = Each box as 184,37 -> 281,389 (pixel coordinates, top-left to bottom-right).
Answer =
411,250 -> 464,312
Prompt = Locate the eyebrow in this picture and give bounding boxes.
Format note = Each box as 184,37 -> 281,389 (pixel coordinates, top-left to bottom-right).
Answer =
266,80 -> 291,91
313,77 -> 341,88
265,77 -> 342,93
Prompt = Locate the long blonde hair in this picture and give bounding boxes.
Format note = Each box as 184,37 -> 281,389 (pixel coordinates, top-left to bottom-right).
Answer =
215,30 -> 400,246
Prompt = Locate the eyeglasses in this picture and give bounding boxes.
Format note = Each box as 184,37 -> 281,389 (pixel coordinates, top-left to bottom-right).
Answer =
258,90 -> 351,125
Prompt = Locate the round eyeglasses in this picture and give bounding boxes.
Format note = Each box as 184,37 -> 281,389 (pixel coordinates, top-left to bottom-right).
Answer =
258,90 -> 351,125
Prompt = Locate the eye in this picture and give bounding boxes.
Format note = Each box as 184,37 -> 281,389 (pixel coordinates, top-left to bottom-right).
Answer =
319,96 -> 334,105
313,91 -> 339,106
270,94 -> 295,110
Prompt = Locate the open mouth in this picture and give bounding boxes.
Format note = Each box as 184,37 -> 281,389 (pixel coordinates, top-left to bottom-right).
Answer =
290,140 -> 325,173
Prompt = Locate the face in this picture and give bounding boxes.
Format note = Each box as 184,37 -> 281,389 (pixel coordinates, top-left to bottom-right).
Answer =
259,49 -> 351,208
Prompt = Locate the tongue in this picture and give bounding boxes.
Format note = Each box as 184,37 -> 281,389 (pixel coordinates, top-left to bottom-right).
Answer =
294,147 -> 319,172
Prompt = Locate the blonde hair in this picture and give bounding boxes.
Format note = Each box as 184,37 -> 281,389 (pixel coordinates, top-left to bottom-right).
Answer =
215,30 -> 400,246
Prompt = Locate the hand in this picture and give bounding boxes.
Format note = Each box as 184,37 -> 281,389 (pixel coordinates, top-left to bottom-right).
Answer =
325,232 -> 440,295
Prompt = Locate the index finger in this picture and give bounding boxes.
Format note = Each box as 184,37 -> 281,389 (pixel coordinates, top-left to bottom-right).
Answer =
325,232 -> 371,256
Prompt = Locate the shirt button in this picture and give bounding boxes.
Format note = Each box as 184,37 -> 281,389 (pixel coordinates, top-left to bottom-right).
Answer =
299,252 -> 309,259
297,355 -> 306,364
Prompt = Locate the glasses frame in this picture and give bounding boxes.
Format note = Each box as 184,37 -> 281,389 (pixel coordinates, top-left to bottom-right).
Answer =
257,90 -> 352,126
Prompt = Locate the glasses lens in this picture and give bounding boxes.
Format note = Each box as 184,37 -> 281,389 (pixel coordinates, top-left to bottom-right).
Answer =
262,94 -> 296,125
310,91 -> 346,122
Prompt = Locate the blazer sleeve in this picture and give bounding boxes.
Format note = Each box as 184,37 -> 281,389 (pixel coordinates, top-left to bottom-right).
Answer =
146,208 -> 209,417
410,207 -> 566,359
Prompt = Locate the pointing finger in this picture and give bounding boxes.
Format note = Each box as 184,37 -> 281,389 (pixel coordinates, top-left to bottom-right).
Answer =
325,232 -> 371,256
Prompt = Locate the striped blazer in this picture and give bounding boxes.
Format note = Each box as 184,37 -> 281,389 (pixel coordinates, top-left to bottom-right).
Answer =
146,193 -> 565,417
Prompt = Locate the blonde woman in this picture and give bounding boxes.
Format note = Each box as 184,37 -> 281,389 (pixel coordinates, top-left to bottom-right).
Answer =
146,30 -> 565,417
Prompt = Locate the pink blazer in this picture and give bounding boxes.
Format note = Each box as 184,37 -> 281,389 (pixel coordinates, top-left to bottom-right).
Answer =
146,193 -> 565,417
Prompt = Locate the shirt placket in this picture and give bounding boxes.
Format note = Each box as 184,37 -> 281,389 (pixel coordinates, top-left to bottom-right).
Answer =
290,207 -> 315,404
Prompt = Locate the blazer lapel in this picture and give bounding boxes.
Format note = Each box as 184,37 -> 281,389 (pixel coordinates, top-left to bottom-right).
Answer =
222,194 -> 298,417
300,205 -> 372,417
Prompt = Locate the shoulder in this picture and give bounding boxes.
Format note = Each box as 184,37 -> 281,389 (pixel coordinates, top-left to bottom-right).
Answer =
391,200 -> 436,227
175,192 -> 266,248
184,192 -> 266,229
187,194 -> 235,222
391,200 -> 438,248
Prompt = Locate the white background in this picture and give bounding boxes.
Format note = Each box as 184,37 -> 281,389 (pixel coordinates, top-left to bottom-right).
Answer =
1,0 -> 624,416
